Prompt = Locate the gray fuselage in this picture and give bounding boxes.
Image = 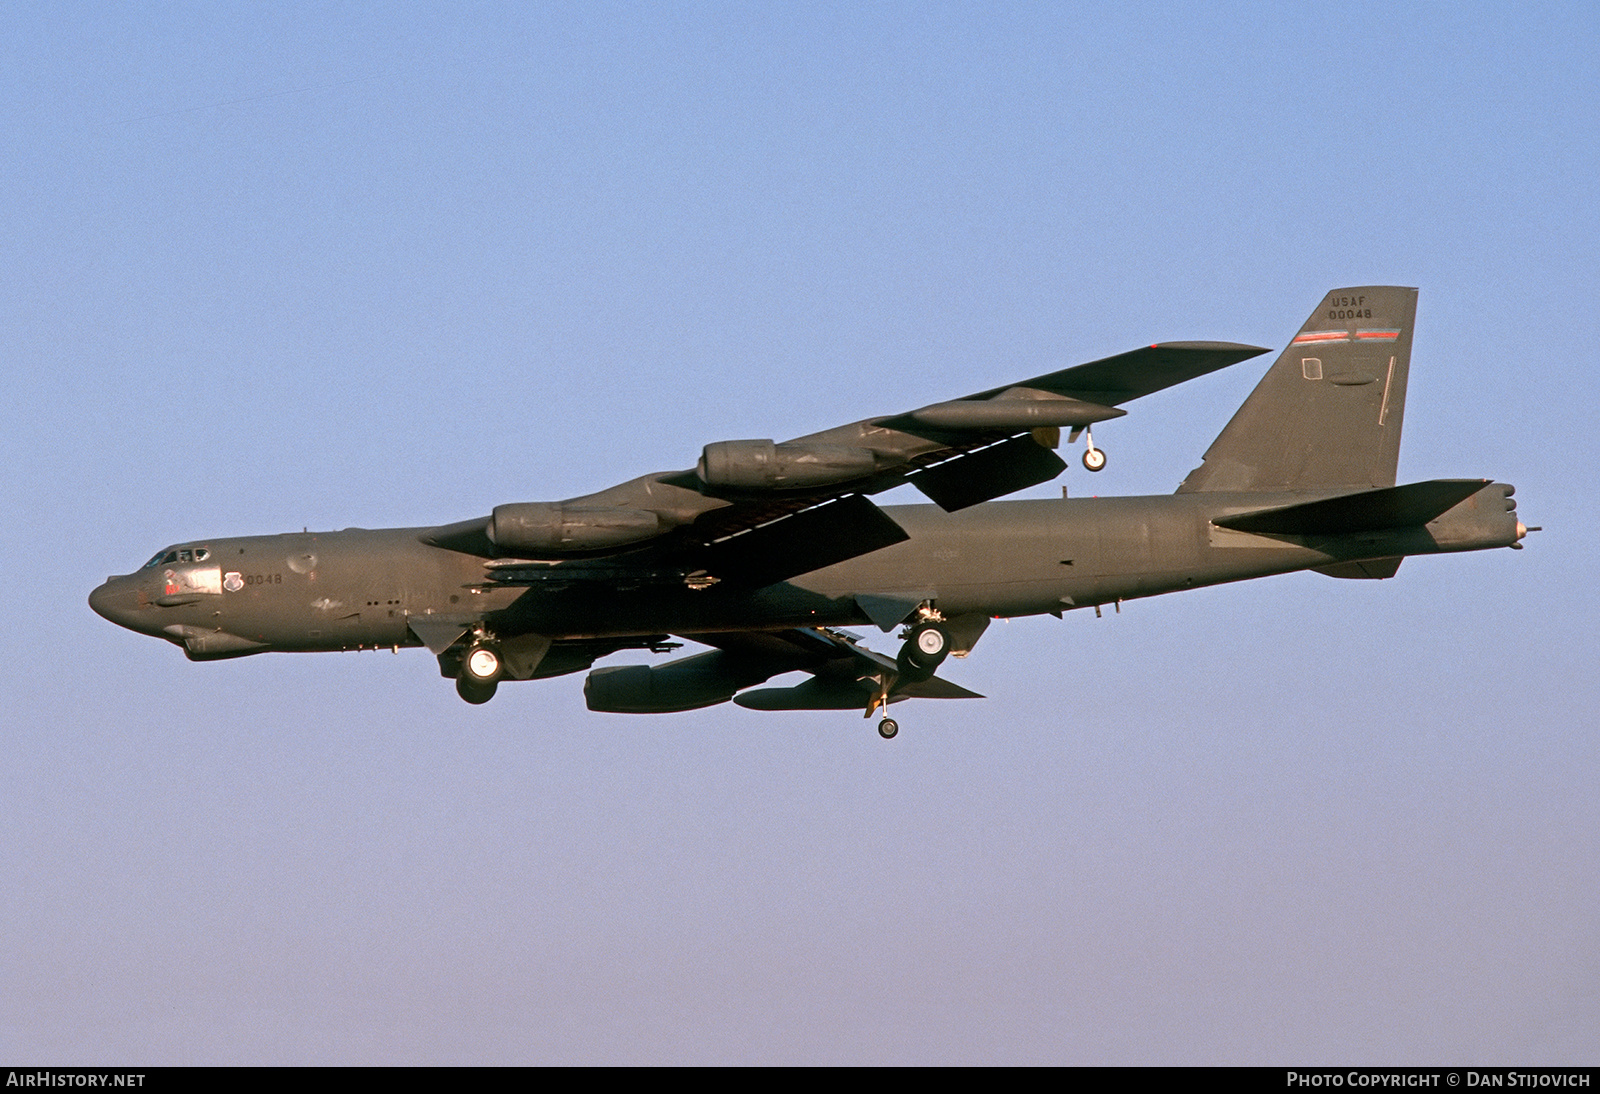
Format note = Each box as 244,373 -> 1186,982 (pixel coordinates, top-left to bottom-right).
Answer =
88,488 -> 1520,660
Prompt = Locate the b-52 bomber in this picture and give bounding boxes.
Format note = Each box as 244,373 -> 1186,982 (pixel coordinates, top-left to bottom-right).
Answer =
91,287 -> 1530,738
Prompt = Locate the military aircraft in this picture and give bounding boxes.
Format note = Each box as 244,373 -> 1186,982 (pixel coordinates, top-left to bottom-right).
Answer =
90,287 -> 1530,738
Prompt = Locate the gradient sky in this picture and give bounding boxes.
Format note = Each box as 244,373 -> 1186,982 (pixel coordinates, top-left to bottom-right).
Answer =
3,1 -> 1596,1064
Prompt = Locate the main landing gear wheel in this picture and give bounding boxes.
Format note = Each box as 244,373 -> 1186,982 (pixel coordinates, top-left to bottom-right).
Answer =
461,643 -> 503,684
878,718 -> 899,740
456,642 -> 503,703
1082,445 -> 1107,472
456,675 -> 498,704
897,621 -> 952,682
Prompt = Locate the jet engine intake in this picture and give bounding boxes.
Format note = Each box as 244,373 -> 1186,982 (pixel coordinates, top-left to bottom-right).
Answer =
489,503 -> 661,552
698,440 -> 879,492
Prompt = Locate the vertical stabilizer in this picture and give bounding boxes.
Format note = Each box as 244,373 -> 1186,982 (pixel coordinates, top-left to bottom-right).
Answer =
1176,286 -> 1417,493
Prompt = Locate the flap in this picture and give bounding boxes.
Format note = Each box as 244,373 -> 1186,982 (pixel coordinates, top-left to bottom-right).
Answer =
698,494 -> 909,587
910,434 -> 1068,511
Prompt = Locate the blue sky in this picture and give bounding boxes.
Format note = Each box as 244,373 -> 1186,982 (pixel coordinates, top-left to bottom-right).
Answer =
3,1 -> 1596,1064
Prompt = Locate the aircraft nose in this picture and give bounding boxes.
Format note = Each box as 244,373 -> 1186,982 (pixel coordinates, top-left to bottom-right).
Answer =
89,581 -> 112,620
89,579 -> 138,629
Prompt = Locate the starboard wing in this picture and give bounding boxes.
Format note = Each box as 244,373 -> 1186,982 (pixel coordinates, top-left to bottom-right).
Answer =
422,341 -> 1267,589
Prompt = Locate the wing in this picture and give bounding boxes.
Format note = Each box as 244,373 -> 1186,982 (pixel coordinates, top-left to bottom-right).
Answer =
581,627 -> 983,716
717,628 -> 985,714
422,341 -> 1267,590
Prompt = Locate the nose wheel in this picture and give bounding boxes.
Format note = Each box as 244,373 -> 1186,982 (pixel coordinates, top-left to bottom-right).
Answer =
877,718 -> 899,740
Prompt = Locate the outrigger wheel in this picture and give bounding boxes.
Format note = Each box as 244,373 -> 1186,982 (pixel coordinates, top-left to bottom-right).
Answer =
878,718 -> 899,740
1081,426 -> 1107,472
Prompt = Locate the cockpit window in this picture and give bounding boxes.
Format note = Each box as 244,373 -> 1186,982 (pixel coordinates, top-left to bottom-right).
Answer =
142,547 -> 207,568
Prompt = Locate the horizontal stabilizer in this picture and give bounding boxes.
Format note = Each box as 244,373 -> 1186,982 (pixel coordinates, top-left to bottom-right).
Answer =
1215,479 -> 1491,537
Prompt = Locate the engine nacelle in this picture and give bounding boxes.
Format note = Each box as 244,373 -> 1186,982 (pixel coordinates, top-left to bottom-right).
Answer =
697,439 -> 879,492
584,651 -> 772,713
488,503 -> 661,553
908,395 -> 1126,430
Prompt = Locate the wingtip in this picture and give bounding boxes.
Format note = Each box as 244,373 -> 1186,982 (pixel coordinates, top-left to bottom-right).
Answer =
1153,340 -> 1272,359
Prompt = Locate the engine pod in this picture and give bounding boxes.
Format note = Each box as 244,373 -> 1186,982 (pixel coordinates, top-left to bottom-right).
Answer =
489,503 -> 662,552
908,396 -> 1126,430
584,650 -> 775,713
698,439 -> 879,491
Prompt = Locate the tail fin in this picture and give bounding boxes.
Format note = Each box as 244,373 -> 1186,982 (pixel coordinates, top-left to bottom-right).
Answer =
1176,286 -> 1417,493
